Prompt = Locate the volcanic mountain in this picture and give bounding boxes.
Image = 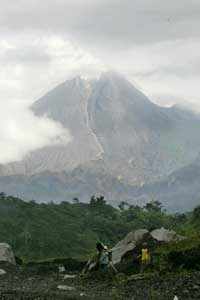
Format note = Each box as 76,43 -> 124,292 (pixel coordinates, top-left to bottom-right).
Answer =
0,72 -> 200,210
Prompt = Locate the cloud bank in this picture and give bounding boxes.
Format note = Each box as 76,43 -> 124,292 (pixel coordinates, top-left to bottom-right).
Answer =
0,102 -> 71,164
0,0 -> 200,162
0,33 -> 103,164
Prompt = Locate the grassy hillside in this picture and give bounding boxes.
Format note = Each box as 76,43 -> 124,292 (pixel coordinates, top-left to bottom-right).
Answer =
0,193 -> 198,262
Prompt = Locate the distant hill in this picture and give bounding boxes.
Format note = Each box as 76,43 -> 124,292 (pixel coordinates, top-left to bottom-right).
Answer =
0,72 -> 200,210
135,160 -> 200,212
0,159 -> 200,211
0,193 -> 192,261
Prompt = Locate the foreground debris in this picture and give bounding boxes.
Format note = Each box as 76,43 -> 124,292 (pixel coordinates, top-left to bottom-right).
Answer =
0,228 -> 194,299
57,285 -> 76,291
0,261 -> 199,300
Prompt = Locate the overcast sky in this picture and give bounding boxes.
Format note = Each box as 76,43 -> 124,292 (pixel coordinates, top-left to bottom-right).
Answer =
1,0 -> 200,163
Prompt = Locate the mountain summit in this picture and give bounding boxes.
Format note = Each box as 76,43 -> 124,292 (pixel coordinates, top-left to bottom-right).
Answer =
0,72 -> 200,209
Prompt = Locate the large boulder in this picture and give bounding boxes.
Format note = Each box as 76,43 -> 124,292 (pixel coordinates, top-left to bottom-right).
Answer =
151,227 -> 183,243
111,227 -> 185,265
0,243 -> 16,265
111,229 -> 149,264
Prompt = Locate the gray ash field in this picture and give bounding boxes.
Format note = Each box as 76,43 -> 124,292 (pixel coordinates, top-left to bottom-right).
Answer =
0,263 -> 200,300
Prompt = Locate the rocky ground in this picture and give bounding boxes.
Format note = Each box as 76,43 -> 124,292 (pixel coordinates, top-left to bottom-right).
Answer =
0,262 -> 199,300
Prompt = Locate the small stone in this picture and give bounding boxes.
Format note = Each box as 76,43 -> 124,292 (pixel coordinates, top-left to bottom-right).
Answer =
80,292 -> 87,297
63,274 -> 77,279
0,269 -> 6,275
58,266 -> 65,273
57,285 -> 75,291
192,285 -> 199,290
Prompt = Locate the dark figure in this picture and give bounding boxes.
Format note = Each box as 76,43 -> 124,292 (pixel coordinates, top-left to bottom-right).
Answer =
96,242 -> 110,271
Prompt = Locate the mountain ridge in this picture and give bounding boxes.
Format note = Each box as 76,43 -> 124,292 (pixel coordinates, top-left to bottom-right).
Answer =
0,72 -> 200,210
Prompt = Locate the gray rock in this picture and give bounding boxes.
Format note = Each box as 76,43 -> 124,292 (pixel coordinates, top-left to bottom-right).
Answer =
151,227 -> 185,242
111,229 -> 148,264
58,266 -> 65,273
111,227 -> 185,264
57,285 -> 75,291
0,269 -> 6,275
63,274 -> 77,279
191,285 -> 199,290
80,292 -> 87,297
0,243 -> 16,265
150,228 -> 177,242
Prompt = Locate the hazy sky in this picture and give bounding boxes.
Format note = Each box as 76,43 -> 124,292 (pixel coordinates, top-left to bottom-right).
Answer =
1,0 -> 200,163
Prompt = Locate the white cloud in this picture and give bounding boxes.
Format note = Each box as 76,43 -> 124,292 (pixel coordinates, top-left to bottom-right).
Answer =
1,0 -> 200,45
98,38 -> 200,109
0,32 -> 105,163
0,101 -> 71,164
0,33 -> 105,103
130,39 -> 200,109
0,0 -> 200,163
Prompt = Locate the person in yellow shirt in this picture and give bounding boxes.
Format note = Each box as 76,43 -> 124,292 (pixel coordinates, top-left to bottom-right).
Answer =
140,242 -> 151,273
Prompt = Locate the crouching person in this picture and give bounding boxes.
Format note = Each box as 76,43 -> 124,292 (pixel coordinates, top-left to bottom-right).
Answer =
96,242 -> 110,271
97,242 -> 118,273
81,242 -> 110,275
82,242 -> 117,275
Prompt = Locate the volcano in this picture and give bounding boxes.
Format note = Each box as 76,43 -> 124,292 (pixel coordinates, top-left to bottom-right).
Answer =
0,72 -> 200,210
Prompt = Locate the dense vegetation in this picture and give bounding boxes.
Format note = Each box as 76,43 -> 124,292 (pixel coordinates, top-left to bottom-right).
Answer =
0,192 -> 199,262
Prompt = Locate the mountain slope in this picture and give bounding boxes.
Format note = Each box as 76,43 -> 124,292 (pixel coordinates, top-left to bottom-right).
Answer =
0,77 -> 103,176
1,72 -> 200,183
87,72 -> 200,183
0,72 -> 200,210
136,159 -> 200,212
0,159 -> 200,211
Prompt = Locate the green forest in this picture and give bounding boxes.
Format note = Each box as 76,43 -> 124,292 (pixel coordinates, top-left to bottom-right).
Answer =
0,192 -> 199,262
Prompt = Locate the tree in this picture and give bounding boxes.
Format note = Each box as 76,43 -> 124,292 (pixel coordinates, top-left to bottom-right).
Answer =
129,205 -> 141,211
192,206 -> 200,226
0,192 -> 6,199
174,213 -> 187,224
144,201 -> 163,212
89,195 -> 96,207
118,201 -> 130,211
72,197 -> 79,204
96,196 -> 106,206
90,196 -> 106,207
